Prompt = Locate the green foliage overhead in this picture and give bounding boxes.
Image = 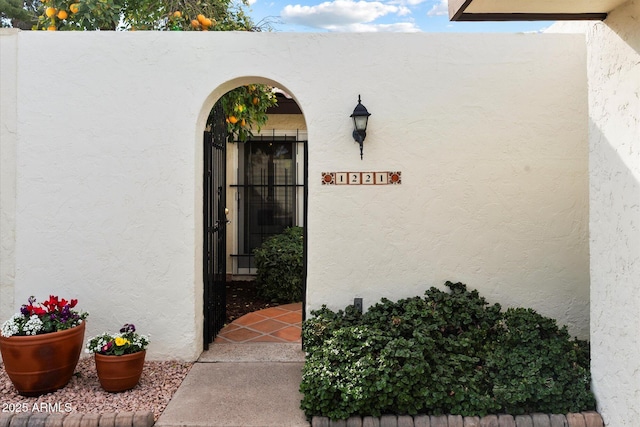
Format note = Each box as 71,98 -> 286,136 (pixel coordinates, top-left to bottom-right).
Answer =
0,0 -> 278,141
1,0 -> 40,28
218,84 -> 278,142
2,0 -> 256,31
300,282 -> 595,419
253,226 -> 303,303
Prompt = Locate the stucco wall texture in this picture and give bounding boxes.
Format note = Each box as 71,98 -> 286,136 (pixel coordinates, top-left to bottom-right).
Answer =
586,0 -> 640,424
0,31 -> 589,361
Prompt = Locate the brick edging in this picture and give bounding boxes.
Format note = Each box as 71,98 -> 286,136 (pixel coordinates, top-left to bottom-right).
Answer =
0,411 -> 154,427
311,411 -> 604,427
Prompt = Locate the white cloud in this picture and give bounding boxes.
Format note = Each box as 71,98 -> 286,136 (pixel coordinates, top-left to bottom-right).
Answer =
397,6 -> 412,16
325,21 -> 421,32
281,0 -> 411,29
395,0 -> 429,6
427,0 -> 448,16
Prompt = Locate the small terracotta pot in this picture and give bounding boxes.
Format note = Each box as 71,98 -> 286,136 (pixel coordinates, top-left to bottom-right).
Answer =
0,321 -> 86,396
94,350 -> 146,392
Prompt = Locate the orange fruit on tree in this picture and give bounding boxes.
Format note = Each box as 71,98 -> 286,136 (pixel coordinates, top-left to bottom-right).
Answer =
45,7 -> 56,17
69,3 -> 79,13
57,10 -> 68,19
197,14 -> 206,24
173,11 -> 181,18
47,25 -> 56,31
252,97 -> 259,105
240,119 -> 246,127
228,116 -> 238,124
191,19 -> 200,28
202,18 -> 212,28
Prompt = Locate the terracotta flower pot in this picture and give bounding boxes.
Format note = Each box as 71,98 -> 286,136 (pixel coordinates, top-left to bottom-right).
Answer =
0,321 -> 86,396
95,350 -> 146,392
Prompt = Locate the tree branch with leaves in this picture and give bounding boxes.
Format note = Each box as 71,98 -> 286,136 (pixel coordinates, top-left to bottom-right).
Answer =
3,0 -> 279,141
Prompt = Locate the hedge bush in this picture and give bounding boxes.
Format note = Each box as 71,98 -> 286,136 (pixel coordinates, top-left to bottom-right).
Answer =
253,226 -> 303,303
300,281 -> 595,419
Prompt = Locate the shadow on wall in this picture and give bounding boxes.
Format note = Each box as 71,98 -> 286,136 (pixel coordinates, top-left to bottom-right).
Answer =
587,117 -> 640,423
605,0 -> 640,55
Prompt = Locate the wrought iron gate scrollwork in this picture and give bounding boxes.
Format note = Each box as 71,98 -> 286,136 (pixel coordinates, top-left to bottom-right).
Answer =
203,102 -> 227,349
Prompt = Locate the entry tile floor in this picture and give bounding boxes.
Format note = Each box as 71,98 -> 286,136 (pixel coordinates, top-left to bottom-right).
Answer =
214,302 -> 302,343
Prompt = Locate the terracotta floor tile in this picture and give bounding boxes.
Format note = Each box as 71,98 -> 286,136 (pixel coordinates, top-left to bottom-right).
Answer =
233,312 -> 268,327
220,323 -> 240,332
272,326 -> 302,342
213,302 -> 304,344
278,303 -> 303,312
249,319 -> 288,334
257,307 -> 289,318
274,311 -> 302,324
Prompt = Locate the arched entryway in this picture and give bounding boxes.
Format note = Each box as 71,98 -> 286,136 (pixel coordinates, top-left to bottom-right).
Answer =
201,80 -> 307,350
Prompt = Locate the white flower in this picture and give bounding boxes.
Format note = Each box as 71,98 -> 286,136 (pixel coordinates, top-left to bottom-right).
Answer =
24,315 -> 43,335
1,314 -> 22,337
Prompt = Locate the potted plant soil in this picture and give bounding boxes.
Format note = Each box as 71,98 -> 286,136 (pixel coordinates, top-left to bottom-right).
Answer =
85,323 -> 150,392
0,295 -> 88,396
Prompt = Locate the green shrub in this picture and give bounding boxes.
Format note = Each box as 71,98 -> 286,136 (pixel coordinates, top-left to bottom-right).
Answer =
486,308 -> 595,414
300,282 -> 595,419
253,226 -> 303,303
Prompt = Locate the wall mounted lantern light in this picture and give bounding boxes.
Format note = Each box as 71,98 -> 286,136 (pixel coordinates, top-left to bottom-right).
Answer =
350,95 -> 371,160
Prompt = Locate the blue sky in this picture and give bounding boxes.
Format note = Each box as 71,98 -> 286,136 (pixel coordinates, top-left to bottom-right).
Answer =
245,0 -> 553,32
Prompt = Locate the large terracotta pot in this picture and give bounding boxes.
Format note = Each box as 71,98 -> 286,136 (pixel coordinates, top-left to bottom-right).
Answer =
0,321 -> 86,396
95,350 -> 146,392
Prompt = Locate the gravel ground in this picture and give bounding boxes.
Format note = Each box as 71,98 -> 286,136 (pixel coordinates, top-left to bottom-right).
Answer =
0,357 -> 192,421
0,281 -> 272,422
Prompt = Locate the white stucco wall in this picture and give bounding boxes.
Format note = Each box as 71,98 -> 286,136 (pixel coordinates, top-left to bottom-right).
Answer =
0,29 -> 18,322
306,34 -> 590,339
549,1 -> 640,422
0,30 -> 589,361
586,0 -> 640,423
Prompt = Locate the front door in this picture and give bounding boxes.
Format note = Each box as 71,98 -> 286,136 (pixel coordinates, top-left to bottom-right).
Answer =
233,135 -> 306,273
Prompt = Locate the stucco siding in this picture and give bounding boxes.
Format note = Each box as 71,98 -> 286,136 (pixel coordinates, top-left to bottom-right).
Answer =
0,31 -> 589,360
587,0 -> 640,423
306,34 -> 590,339
0,29 -> 18,324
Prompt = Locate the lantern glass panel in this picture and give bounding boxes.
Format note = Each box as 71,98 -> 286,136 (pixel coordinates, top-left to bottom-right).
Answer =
353,115 -> 368,132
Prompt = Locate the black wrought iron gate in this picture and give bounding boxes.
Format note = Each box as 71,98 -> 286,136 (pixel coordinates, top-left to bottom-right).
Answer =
203,103 -> 227,349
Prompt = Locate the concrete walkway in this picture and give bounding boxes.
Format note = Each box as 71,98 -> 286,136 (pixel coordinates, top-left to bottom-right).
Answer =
154,343 -> 310,427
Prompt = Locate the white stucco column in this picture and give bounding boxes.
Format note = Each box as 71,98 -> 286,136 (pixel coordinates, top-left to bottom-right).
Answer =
587,0 -> 640,423
0,29 -> 18,323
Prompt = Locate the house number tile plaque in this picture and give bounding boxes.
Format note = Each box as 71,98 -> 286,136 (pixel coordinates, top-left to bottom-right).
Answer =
321,171 -> 401,185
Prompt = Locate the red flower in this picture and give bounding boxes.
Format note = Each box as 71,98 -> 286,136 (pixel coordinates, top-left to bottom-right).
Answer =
42,295 -> 59,312
29,306 -> 46,316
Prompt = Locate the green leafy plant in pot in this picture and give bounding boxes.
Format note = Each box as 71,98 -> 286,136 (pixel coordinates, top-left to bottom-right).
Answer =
0,295 -> 88,396
86,323 -> 150,392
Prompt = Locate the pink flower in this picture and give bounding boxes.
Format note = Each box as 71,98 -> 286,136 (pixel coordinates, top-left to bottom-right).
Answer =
101,341 -> 113,353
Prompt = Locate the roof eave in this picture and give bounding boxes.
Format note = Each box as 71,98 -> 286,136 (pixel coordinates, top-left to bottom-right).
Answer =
449,0 -> 613,21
